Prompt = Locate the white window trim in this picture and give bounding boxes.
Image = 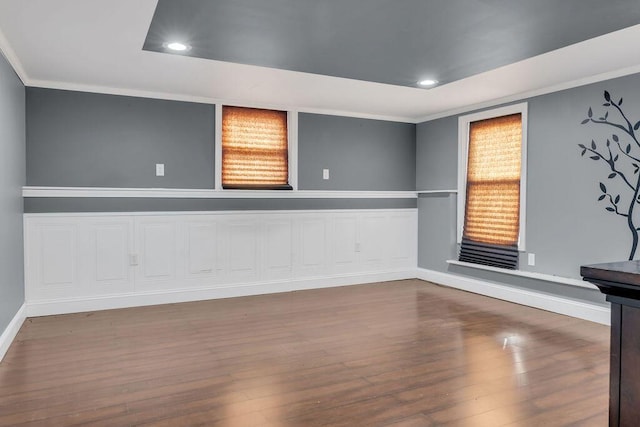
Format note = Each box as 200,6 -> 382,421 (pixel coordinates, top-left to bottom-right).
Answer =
456,102 -> 528,251
214,104 -> 298,190
288,110 -> 299,190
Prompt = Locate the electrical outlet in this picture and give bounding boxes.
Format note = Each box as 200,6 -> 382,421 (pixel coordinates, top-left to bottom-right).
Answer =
528,253 -> 535,266
156,163 -> 165,177
323,169 -> 330,180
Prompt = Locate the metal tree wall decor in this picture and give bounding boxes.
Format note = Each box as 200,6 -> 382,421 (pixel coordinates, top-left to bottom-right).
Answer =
579,90 -> 640,260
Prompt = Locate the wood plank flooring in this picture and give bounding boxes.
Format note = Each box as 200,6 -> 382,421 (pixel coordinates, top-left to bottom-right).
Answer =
0,280 -> 609,426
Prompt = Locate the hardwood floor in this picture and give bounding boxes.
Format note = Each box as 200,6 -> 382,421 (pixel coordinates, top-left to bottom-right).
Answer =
0,280 -> 609,426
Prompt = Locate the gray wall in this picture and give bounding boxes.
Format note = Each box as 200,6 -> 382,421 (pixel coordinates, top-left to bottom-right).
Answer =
417,194 -> 457,272
0,53 -> 25,333
26,88 -> 215,188
417,72 -> 640,305
25,91 -> 416,212
298,113 -> 416,191
415,117 -> 459,272
26,90 -> 418,193
416,116 -> 457,191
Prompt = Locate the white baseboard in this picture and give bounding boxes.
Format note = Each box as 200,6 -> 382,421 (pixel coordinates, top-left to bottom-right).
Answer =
0,303 -> 27,362
26,270 -> 415,317
416,268 -> 611,325
19,265 -> 610,335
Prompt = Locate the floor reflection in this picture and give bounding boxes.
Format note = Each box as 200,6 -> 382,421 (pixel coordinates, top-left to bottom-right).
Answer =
0,280 -> 609,426
414,287 -> 608,425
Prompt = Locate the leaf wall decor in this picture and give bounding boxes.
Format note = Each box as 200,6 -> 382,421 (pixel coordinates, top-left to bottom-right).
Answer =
578,90 -> 640,259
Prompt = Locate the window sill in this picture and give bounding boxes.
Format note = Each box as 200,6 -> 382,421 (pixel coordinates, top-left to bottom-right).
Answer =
222,184 -> 293,190
446,259 -> 597,290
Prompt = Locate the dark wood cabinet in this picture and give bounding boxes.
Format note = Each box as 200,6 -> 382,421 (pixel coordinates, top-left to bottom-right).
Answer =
581,260 -> 640,427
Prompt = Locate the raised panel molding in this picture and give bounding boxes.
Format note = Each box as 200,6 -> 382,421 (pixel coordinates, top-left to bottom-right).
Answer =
40,226 -> 76,286
360,214 -> 388,268
228,221 -> 258,281
186,221 -> 217,278
332,216 -> 358,271
388,213 -> 417,267
24,209 -> 417,314
136,220 -> 178,289
95,227 -> 127,282
263,219 -> 293,280
84,219 -> 134,295
296,217 -> 327,276
24,221 -> 78,302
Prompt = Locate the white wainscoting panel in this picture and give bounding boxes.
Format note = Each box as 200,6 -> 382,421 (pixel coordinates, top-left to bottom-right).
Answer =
295,217 -> 327,277
83,218 -> 134,296
41,226 -> 76,286
388,212 -> 417,268
24,209 -> 418,315
25,221 -> 77,301
360,213 -> 388,269
227,220 -> 259,282
135,219 -> 179,291
262,218 -> 294,281
332,215 -> 359,273
25,218 -> 138,300
185,221 -> 217,279
94,226 -> 127,282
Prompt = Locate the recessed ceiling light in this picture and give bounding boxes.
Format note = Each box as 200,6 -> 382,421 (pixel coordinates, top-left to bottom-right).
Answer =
417,79 -> 438,87
164,42 -> 191,52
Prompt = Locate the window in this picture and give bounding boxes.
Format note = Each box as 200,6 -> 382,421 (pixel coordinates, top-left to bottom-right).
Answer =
457,103 -> 527,269
218,105 -> 294,190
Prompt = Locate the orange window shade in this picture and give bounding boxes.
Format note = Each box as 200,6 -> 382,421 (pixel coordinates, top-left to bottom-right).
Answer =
222,106 -> 289,188
463,113 -> 522,246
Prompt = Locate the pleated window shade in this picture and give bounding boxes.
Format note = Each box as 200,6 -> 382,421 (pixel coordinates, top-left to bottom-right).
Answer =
459,113 -> 522,269
222,106 -> 291,189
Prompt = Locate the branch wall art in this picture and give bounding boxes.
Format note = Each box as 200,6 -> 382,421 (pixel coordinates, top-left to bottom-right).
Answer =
579,91 -> 640,260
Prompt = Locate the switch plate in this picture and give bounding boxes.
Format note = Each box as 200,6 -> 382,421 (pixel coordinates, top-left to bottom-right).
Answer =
323,169 -> 330,180
528,253 -> 535,266
156,163 -> 165,177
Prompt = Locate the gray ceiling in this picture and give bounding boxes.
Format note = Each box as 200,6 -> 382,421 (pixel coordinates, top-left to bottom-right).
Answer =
144,0 -> 640,88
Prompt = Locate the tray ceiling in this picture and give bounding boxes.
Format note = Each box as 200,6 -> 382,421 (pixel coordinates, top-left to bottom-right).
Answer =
0,0 -> 639,122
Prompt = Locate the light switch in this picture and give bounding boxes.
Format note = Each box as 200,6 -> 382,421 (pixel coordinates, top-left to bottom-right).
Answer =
528,253 -> 535,266
156,163 -> 165,177
323,169 -> 330,180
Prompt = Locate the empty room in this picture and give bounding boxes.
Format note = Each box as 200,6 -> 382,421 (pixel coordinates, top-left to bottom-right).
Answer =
1,1 -> 640,425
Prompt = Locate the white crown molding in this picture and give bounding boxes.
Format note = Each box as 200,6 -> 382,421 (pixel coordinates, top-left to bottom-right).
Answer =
22,186 -> 417,199
31,64 -> 640,126
26,59 -> 640,126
